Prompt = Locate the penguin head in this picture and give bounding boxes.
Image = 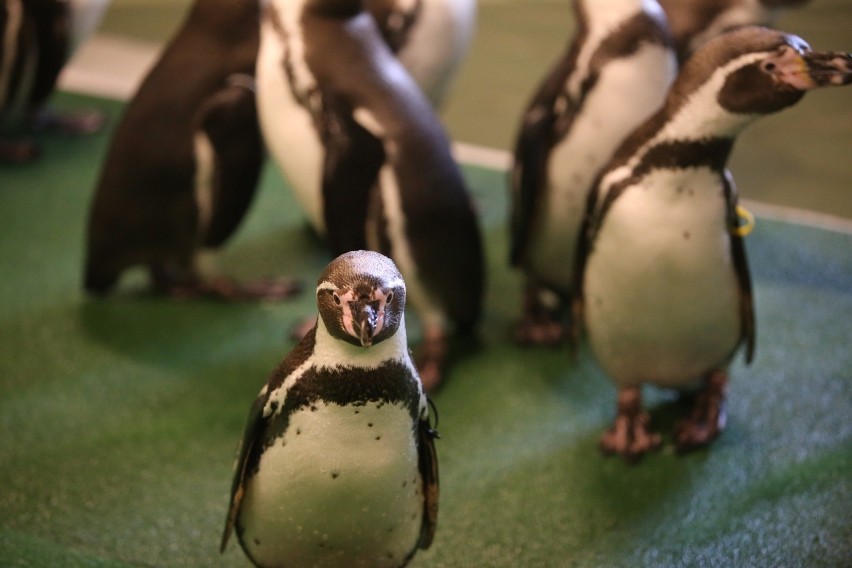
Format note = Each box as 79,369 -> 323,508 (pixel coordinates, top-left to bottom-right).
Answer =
679,26 -> 851,116
316,251 -> 407,348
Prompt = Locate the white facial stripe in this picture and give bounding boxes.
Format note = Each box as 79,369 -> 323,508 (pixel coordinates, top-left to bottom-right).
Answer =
316,281 -> 338,293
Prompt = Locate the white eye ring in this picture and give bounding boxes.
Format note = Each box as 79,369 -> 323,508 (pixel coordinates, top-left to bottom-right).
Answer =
386,291 -> 394,303
332,292 -> 341,306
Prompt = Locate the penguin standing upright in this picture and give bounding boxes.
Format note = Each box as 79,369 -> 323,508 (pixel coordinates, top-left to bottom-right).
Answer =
84,0 -> 298,300
509,0 -> 676,346
658,0 -> 811,61
0,0 -> 109,162
366,0 -> 477,108
256,0 -> 484,390
221,250 -> 439,568
575,26 -> 851,460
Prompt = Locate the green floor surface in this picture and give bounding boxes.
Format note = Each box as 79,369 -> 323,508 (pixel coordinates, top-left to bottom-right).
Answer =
1,93 -> 850,566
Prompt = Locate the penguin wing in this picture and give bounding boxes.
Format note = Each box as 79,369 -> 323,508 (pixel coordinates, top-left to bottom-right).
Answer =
722,170 -> 756,363
416,410 -> 440,549
321,101 -> 386,255
28,0 -> 70,106
509,54 -> 579,266
220,325 -> 319,552
219,390 -> 267,553
196,77 -> 265,248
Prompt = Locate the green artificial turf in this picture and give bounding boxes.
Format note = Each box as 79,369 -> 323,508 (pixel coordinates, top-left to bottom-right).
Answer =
1,92 -> 850,567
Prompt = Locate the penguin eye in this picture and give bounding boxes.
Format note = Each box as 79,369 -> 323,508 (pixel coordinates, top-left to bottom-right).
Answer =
332,292 -> 341,306
763,61 -> 777,72
386,291 -> 394,304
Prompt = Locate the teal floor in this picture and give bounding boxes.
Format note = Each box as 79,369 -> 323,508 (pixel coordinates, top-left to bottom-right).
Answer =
0,93 -> 850,566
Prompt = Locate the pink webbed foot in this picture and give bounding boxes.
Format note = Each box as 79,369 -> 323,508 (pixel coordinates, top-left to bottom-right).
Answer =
674,370 -> 728,453
600,387 -> 662,462
512,284 -> 570,347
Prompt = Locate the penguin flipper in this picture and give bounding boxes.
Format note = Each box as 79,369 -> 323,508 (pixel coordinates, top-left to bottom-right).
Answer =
321,104 -> 386,255
722,170 -> 756,363
197,76 -> 265,248
509,96 -> 558,267
220,391 -> 266,553
416,412 -> 440,549
28,0 -> 70,108
220,325 -> 318,552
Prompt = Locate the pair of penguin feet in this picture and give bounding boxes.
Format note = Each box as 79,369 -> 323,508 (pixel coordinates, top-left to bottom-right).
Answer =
156,274 -> 302,302
1,107 -> 106,164
512,285 -> 571,347
600,372 -> 728,463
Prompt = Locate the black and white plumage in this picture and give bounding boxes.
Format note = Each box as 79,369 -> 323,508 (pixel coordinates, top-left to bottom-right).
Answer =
575,26 -> 852,460
221,250 -> 439,568
367,0 -> 476,108
257,0 -> 484,390
0,0 -> 109,162
510,0 -> 676,346
658,0 -> 811,61
84,0 -> 298,300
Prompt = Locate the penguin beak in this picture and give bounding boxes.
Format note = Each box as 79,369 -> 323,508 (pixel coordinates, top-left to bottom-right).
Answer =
353,302 -> 379,348
776,49 -> 852,90
799,51 -> 852,88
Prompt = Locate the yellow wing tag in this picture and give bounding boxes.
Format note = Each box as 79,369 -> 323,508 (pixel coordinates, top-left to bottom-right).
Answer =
732,205 -> 755,237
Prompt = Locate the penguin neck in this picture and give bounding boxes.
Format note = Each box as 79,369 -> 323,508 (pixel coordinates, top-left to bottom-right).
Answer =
313,316 -> 412,372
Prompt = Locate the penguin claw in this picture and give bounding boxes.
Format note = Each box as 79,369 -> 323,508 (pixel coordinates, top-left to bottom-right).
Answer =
599,411 -> 662,462
674,371 -> 728,453
512,318 -> 569,347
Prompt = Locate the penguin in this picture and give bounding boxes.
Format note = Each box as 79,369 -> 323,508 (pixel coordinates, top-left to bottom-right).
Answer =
221,250 -> 439,568
366,0 -> 477,108
658,0 -> 811,62
0,0 -> 109,163
574,26 -> 852,460
84,0 -> 299,300
509,0 -> 677,346
256,0 -> 484,390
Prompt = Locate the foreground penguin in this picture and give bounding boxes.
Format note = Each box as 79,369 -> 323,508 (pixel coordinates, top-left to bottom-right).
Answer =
84,0 -> 297,300
658,0 -> 811,61
0,0 -> 109,162
221,251 -> 439,568
509,0 -> 676,346
575,27 -> 852,460
257,0 -> 484,389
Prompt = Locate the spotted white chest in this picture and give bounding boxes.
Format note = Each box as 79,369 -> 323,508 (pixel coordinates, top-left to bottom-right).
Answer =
237,399 -> 423,568
527,42 -> 675,289
584,167 -> 742,389
256,0 -> 327,234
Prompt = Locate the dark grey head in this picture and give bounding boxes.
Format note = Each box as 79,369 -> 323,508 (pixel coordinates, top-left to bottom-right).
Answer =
673,26 -> 852,115
316,251 -> 407,348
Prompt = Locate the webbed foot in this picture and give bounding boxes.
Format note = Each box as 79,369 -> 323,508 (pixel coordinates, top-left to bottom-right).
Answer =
600,386 -> 662,462
674,370 -> 728,453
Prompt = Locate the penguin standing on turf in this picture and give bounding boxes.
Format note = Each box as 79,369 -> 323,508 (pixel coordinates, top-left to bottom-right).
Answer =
0,0 -> 109,162
256,0 -> 484,390
509,0 -> 676,346
658,0 -> 811,62
367,0 -> 477,108
574,26 -> 852,460
221,251 -> 439,568
84,0 -> 298,300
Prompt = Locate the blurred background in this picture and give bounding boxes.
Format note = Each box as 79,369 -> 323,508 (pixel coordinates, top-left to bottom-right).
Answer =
61,0 -> 852,222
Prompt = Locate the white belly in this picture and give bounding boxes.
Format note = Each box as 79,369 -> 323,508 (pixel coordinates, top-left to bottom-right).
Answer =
527,43 -> 674,290
256,14 -> 326,234
238,401 -> 423,568
584,168 -> 742,389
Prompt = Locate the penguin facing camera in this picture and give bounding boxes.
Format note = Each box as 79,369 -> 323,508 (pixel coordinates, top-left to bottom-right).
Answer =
659,0 -> 811,62
510,0 -> 677,347
573,26 -> 852,461
84,0 -> 300,301
221,250 -> 439,568
1,0 -> 109,163
257,0 -> 484,391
